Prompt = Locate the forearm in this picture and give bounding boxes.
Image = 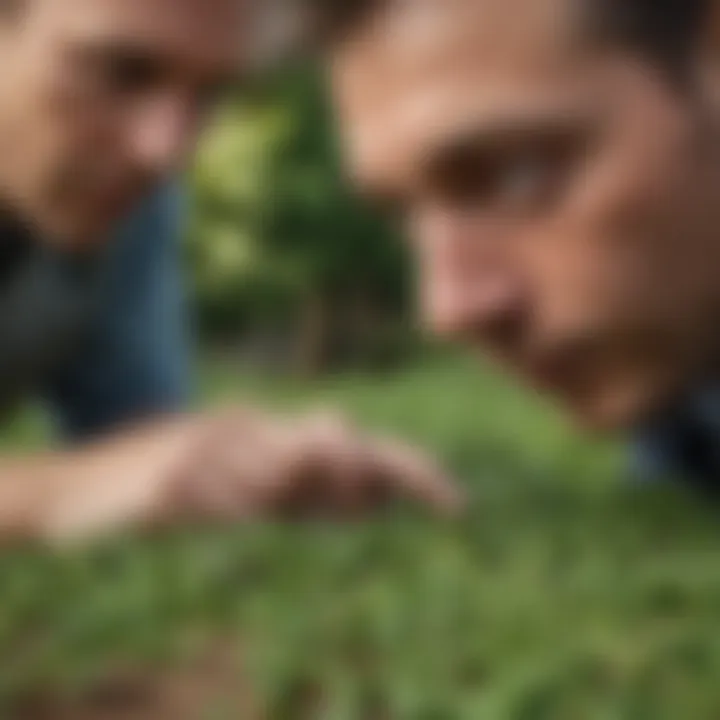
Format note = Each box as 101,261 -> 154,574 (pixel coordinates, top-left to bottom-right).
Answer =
0,407 -> 462,546
0,418 -> 198,545
0,456 -> 59,541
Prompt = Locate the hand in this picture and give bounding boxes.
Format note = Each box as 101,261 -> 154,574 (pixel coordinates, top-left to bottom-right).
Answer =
166,409 -> 463,522
33,409 -> 463,543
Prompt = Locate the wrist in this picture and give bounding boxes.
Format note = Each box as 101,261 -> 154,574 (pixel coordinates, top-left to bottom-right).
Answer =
35,417 -> 205,544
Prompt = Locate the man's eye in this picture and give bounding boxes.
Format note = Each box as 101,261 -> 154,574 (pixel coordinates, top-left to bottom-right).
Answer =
494,157 -> 554,211
492,137 -> 583,215
97,53 -> 163,94
437,137 -> 578,216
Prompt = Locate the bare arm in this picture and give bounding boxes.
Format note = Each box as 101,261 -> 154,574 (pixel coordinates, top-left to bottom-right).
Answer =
0,418 -> 197,543
0,409 -> 463,547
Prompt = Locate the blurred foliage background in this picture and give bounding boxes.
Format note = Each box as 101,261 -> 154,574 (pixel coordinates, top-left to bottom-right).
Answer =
190,66 -> 412,373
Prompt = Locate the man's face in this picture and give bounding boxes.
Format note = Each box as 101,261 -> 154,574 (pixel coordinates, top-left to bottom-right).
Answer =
0,0 -> 246,247
331,0 -> 720,430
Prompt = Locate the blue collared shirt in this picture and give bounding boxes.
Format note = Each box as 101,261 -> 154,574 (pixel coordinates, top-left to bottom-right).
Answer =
634,387 -> 720,493
45,185 -> 193,440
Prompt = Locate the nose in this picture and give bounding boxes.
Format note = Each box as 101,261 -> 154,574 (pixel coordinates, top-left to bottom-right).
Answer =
414,207 -> 526,343
128,93 -> 198,177
422,263 -> 525,343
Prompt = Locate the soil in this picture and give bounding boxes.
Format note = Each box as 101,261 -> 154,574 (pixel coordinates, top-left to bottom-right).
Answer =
11,642 -> 261,720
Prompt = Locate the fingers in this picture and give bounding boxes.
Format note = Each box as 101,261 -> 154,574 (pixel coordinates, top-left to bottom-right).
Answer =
277,412 -> 367,518
363,438 -> 465,516
165,407 -> 465,523
291,414 -> 465,517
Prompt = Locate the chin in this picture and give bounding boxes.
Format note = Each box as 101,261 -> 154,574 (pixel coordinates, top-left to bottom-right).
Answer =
561,385 -> 672,435
565,406 -> 633,435
52,215 -> 119,251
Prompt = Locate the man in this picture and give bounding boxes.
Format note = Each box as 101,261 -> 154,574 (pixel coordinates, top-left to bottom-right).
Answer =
317,0 -> 720,491
0,0 -> 460,544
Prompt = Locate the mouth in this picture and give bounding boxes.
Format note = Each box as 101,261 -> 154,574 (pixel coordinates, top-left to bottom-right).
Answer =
523,347 -> 583,396
520,341 -> 666,431
84,173 -> 156,225
63,185 -> 147,247
93,186 -> 144,221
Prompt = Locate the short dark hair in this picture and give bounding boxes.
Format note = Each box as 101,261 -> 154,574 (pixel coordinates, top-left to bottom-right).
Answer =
316,0 -> 710,70
590,0 -> 710,68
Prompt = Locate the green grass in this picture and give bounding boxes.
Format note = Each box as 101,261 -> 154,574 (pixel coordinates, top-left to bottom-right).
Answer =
1,354 -> 720,718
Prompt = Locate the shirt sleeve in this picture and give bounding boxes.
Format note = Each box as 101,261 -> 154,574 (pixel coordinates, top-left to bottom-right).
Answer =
46,184 -> 194,441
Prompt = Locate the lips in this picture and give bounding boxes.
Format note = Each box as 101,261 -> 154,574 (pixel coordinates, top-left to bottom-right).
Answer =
523,346 -> 586,396
99,187 -> 137,216
90,181 -> 151,224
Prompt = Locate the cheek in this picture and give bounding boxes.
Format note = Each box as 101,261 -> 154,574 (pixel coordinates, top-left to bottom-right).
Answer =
519,224 -> 651,340
0,52 -> 117,226
7,77 -> 93,194
520,144 -> 714,340
43,94 -> 129,205
41,53 -> 129,151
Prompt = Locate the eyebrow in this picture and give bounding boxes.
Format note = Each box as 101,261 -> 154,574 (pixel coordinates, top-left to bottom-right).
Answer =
351,102 -> 599,214
72,37 -> 248,89
422,109 -> 595,175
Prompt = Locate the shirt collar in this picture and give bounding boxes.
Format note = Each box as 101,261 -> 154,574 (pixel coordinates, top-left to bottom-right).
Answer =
634,385 -> 720,492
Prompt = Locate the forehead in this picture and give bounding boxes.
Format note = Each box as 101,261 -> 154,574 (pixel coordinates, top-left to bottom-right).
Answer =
29,0 -> 249,68
330,0 -> 598,183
